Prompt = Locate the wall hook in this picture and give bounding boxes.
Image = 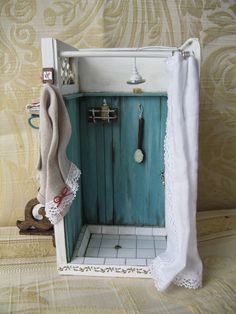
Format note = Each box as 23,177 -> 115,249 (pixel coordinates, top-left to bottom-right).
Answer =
138,104 -> 143,119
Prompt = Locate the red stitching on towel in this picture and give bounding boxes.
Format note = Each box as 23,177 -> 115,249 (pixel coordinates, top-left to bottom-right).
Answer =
53,187 -> 72,208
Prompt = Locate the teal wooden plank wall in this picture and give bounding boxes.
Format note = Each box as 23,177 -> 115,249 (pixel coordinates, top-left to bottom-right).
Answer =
79,95 -> 167,227
64,98 -> 83,262
63,93 -> 167,261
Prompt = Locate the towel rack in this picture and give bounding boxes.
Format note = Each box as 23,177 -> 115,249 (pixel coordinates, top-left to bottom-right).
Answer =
26,103 -> 40,129
28,114 -> 39,129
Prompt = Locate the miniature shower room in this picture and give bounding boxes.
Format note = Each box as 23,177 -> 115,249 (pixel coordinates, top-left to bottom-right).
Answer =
27,38 -> 200,278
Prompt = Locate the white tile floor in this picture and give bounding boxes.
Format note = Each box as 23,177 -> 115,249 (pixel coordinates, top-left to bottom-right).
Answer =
71,225 -> 167,266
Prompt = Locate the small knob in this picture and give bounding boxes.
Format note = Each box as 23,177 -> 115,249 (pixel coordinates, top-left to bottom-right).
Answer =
160,170 -> 165,185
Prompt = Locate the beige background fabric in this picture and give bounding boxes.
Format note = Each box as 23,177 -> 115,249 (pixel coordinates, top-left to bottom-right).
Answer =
1,0 -> 236,226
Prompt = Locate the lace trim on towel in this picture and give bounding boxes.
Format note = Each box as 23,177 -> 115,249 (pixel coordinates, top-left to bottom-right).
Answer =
45,163 -> 81,224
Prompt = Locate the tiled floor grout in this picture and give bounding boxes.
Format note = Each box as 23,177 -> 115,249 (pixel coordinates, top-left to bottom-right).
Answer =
97,233 -> 102,258
74,226 -> 167,265
154,235 -> 156,253
116,235 -> 119,258
83,233 -> 91,257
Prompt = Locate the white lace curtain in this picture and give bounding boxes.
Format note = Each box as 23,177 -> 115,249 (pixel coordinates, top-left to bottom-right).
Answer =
150,53 -> 203,291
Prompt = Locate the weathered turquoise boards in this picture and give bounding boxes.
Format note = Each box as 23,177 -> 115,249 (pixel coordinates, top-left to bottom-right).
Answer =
79,95 -> 167,227
64,97 -> 82,261
64,93 -> 167,261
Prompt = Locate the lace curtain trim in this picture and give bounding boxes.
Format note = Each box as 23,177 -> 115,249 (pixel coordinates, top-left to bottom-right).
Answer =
173,276 -> 202,289
150,90 -> 202,291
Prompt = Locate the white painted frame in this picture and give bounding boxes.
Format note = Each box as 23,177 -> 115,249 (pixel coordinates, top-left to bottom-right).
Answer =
41,38 -> 79,95
66,224 -> 167,278
41,38 -> 202,276
41,37 -> 200,94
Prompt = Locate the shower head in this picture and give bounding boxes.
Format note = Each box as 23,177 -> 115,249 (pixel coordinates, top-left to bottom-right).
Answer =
127,58 -> 145,85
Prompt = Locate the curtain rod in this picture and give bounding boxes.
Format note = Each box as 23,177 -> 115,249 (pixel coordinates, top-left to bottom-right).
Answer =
59,49 -> 191,58
59,39 -> 194,58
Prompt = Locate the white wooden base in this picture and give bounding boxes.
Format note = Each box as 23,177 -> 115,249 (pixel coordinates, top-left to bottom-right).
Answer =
58,224 -> 166,278
58,263 -> 151,278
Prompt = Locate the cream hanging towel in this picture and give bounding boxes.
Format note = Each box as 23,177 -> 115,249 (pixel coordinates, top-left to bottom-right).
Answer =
37,84 -> 81,224
151,53 -> 203,291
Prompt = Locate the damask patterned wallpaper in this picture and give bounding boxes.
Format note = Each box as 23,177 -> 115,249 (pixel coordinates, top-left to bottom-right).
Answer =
0,0 -> 236,226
